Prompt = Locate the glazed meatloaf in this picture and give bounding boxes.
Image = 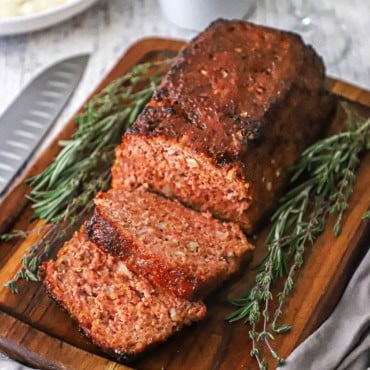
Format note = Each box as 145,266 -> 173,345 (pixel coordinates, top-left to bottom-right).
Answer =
85,187 -> 252,300
112,19 -> 336,232
43,230 -> 206,357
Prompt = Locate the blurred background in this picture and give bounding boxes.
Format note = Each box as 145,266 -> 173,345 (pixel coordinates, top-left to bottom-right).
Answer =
0,0 -> 369,141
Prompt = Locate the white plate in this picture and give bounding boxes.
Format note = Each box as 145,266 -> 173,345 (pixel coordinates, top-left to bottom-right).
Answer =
0,0 -> 99,36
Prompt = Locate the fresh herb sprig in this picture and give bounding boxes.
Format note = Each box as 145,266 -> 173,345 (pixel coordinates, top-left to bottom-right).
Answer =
3,59 -> 173,292
227,105 -> 370,369
0,230 -> 29,241
27,59 -> 172,223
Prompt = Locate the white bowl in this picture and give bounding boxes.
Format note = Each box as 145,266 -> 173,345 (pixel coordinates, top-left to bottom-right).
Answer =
0,0 -> 99,36
158,0 -> 254,31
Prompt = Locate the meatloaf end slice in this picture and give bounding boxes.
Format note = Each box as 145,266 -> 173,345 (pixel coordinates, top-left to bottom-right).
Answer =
42,229 -> 206,358
85,188 -> 253,300
112,19 -> 336,232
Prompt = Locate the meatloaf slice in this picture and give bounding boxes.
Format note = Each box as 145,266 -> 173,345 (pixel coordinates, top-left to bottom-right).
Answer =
112,19 -> 336,232
43,230 -> 206,357
85,187 -> 252,300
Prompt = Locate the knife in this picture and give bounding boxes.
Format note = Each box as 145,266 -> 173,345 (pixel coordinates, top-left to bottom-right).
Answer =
0,54 -> 89,196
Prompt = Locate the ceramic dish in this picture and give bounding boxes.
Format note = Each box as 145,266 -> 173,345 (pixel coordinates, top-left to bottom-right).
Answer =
0,0 -> 98,36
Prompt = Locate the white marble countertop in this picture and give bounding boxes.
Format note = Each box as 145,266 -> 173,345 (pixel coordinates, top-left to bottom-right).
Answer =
0,0 -> 369,146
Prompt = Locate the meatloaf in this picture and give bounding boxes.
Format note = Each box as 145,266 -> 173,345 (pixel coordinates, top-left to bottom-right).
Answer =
85,187 -> 252,300
112,19 -> 336,232
42,230 -> 206,357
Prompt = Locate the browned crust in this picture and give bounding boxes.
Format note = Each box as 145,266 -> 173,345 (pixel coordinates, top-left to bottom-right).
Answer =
112,19 -> 337,233
41,232 -> 207,360
85,210 -> 135,259
85,210 -> 237,300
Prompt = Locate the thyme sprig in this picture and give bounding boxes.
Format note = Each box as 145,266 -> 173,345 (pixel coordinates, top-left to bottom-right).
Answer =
0,230 -> 29,241
227,105 -> 370,369
2,59 -> 173,292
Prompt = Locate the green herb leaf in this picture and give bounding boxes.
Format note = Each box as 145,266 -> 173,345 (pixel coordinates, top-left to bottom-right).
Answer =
227,103 -> 370,366
0,230 -> 29,241
4,59 -> 173,291
273,324 -> 292,334
4,280 -> 19,294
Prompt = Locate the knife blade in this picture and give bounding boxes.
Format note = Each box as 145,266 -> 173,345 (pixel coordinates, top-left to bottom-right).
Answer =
0,54 -> 89,196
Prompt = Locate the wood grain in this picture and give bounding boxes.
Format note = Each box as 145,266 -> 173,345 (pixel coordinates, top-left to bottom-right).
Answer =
0,311 -> 129,370
0,38 -> 369,370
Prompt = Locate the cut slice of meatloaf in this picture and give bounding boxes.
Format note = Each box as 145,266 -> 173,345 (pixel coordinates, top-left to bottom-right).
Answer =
85,187 -> 252,300
42,230 -> 206,358
112,19 -> 336,232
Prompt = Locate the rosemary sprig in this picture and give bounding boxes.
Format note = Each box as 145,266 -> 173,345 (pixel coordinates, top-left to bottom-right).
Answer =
2,59 -> 173,292
227,105 -> 370,369
27,59 -> 172,223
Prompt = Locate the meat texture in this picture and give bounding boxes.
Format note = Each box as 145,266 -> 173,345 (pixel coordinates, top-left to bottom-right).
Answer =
112,19 -> 336,232
85,187 -> 252,300
43,19 -> 337,359
42,230 -> 206,357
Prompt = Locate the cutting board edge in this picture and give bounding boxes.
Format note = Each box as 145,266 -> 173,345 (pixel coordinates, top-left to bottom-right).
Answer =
0,311 -> 130,370
0,37 -> 369,370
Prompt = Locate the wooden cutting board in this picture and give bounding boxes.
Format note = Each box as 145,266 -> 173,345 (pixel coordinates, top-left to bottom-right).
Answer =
0,38 -> 369,370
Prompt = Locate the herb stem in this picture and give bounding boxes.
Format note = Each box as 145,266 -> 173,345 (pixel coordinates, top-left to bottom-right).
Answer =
228,104 -> 370,368
2,58 -> 174,292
